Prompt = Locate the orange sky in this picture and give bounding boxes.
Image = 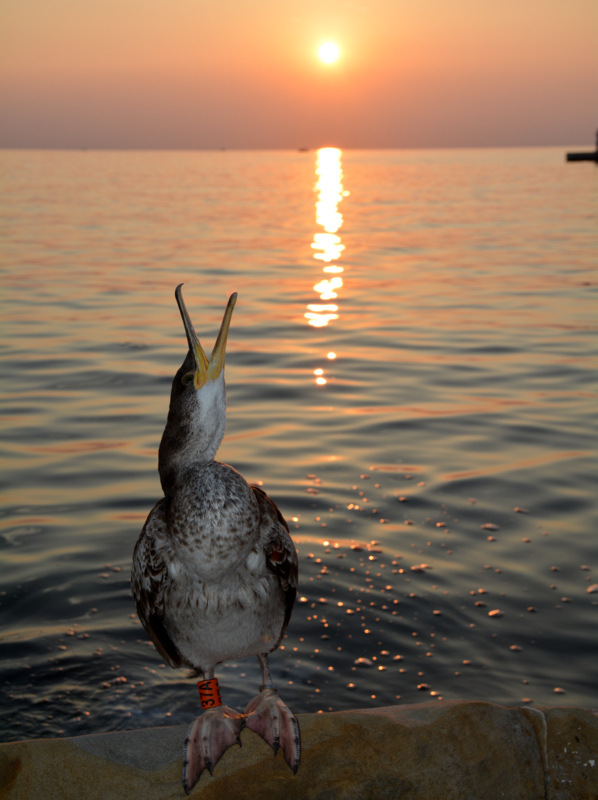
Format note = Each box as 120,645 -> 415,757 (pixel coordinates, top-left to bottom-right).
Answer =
1,0 -> 597,149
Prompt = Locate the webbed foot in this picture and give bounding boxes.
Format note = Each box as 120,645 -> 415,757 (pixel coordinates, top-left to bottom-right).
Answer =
244,686 -> 301,773
182,706 -> 245,794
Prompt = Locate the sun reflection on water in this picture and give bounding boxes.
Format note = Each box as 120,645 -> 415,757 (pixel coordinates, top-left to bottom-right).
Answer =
312,233 -> 344,263
306,147 -> 347,382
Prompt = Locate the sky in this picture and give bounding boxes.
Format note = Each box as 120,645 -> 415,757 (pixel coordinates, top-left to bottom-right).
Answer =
0,0 -> 597,149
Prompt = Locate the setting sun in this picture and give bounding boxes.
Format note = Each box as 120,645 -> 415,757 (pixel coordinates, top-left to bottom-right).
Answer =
318,42 -> 340,64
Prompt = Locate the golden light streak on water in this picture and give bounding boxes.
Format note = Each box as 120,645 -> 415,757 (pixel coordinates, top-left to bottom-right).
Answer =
311,233 -> 344,262
306,148 -> 347,385
306,148 -> 346,333
314,277 -> 343,299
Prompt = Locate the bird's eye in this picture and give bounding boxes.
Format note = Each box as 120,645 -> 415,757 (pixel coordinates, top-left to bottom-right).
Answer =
181,371 -> 194,387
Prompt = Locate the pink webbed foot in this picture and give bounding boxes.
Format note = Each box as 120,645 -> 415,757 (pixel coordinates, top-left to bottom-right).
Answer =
182,706 -> 245,794
244,686 -> 301,773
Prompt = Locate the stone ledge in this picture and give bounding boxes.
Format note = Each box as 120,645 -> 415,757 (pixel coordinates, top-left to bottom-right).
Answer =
1,701 -> 596,799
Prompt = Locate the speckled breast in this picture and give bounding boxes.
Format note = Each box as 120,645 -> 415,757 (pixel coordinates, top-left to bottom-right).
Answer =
167,460 -> 261,580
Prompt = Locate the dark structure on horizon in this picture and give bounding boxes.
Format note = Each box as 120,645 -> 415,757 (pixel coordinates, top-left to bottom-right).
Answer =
566,130 -> 598,162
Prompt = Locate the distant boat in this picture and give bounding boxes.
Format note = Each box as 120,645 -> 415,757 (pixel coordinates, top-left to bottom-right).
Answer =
566,130 -> 598,162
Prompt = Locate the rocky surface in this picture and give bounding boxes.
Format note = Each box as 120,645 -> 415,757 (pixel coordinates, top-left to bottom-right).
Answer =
1,701 -> 596,799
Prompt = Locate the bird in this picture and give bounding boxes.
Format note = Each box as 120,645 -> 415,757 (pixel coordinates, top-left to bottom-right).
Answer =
131,285 -> 300,794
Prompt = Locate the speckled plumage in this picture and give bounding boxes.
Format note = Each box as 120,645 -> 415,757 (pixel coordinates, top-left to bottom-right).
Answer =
130,287 -> 300,793
131,462 -> 297,675
131,291 -> 297,676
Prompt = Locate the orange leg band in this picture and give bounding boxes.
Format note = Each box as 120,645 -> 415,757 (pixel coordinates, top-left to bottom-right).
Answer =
197,677 -> 222,709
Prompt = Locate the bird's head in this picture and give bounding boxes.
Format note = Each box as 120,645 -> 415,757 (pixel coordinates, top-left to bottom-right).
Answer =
158,285 -> 237,494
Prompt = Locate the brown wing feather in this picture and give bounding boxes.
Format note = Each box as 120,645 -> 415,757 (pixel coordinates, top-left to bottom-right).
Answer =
131,498 -> 183,668
251,485 -> 298,646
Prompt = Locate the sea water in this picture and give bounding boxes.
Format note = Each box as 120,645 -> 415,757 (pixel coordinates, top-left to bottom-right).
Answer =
0,146 -> 596,741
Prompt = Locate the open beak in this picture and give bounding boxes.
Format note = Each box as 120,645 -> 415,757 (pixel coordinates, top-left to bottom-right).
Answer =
175,284 -> 237,389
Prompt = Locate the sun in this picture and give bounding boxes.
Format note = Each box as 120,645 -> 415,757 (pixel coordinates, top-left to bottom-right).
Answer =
318,42 -> 340,64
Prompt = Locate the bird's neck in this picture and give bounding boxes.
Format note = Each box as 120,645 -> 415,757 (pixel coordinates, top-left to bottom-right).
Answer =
158,374 -> 227,496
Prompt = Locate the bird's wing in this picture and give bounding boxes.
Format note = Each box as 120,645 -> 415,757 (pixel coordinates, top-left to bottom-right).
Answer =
131,498 -> 183,668
251,485 -> 298,645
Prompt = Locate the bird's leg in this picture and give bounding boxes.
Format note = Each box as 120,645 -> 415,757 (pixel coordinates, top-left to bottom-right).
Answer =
244,653 -> 301,773
182,669 -> 245,794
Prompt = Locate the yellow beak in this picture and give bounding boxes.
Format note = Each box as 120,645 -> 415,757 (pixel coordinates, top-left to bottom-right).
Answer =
175,285 -> 237,389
